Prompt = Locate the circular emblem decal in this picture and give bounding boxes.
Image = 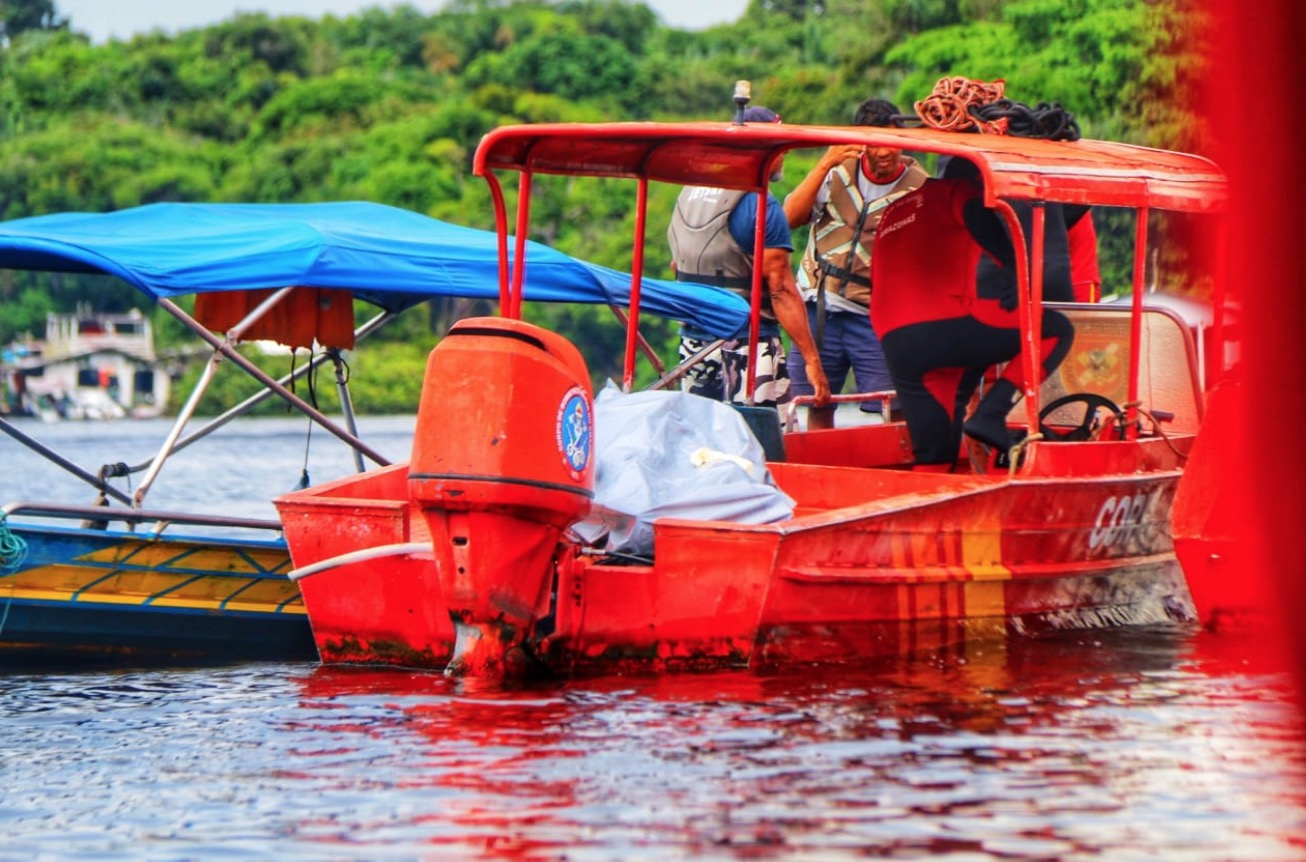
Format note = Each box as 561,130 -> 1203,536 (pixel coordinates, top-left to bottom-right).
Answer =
556,387 -> 592,479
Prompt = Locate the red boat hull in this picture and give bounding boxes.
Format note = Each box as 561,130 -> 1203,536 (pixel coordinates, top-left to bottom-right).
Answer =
278,439 -> 1193,674
276,463 -> 456,668
274,314 -> 1198,677
539,456 -> 1191,673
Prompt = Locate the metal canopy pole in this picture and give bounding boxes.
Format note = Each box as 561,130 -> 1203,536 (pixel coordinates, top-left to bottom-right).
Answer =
648,338 -> 725,391
133,288 -> 299,508
156,298 -> 391,465
226,286 -> 296,342
330,348 -> 365,474
131,309 -> 396,469
0,417 -> 134,506
132,351 -> 222,507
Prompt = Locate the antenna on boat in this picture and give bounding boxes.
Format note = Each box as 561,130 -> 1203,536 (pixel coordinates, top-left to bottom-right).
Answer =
733,80 -> 751,125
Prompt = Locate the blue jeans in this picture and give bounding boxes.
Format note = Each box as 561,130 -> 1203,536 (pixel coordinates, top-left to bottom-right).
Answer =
787,304 -> 894,412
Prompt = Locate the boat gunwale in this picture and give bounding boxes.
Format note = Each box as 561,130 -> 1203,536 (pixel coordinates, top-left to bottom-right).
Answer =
654,450 -> 1185,538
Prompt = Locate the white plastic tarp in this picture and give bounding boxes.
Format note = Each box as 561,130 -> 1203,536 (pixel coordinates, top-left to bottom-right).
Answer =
572,384 -> 795,556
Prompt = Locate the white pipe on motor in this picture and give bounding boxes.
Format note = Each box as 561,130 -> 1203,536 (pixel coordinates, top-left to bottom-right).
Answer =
287,542 -> 431,582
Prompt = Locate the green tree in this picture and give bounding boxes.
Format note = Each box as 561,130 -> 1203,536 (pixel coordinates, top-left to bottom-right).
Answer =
0,0 -> 66,42
0,282 -> 53,344
0,0 -> 1207,411
465,26 -> 638,105
885,0 -> 1149,138
202,13 -> 311,76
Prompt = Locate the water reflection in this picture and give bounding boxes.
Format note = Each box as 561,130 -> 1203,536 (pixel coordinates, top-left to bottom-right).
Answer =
1,627 -> 1303,859
269,626 -> 1306,860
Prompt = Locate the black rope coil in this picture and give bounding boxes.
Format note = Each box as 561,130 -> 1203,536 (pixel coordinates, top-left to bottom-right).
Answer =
913,76 -> 1082,142
970,99 -> 1081,141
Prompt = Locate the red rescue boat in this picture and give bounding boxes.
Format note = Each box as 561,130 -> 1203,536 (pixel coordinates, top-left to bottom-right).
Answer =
275,116 -> 1227,678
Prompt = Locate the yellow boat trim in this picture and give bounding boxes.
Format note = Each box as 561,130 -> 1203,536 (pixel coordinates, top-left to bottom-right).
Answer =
1,535 -> 301,614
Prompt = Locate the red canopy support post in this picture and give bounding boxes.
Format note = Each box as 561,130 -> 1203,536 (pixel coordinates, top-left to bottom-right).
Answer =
1028,202 -> 1046,397
994,200 -> 1039,437
610,305 -> 666,377
1127,206 -> 1150,439
483,172 -> 512,313
510,171 -> 534,319
746,190 -> 766,405
622,177 -> 650,392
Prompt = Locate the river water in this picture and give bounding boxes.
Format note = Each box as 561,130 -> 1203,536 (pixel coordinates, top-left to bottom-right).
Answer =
2,417 -> 1305,860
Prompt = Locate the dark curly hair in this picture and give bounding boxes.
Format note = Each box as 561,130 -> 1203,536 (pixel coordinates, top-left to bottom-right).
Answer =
853,98 -> 902,128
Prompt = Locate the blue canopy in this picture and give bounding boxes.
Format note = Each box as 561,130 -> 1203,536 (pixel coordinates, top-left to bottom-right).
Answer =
0,202 -> 750,339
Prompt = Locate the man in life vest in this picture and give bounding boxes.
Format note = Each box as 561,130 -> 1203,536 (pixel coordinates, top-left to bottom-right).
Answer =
783,99 -> 929,429
869,158 -> 1075,470
668,105 -> 831,409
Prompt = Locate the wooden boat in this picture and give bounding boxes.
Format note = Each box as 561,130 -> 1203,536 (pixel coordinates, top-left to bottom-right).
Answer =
276,116 -> 1227,677
0,202 -> 747,665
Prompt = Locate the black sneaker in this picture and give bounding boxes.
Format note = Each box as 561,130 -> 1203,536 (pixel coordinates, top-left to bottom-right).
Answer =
963,414 -> 1015,452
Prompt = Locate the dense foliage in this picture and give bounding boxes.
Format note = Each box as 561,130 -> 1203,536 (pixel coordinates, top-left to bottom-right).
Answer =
0,0 -> 1204,411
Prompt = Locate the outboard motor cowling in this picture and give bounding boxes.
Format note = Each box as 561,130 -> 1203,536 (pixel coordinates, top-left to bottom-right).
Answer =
408,317 -> 594,678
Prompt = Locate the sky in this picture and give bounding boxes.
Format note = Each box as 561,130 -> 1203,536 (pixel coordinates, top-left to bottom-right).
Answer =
55,0 -> 749,43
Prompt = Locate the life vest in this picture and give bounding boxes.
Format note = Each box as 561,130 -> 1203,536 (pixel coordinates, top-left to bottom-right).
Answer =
800,155 -> 928,307
668,186 -> 774,320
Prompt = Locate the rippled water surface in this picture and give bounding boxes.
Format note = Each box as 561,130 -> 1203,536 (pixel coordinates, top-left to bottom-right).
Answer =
2,419 -> 1305,860
2,631 -> 1303,860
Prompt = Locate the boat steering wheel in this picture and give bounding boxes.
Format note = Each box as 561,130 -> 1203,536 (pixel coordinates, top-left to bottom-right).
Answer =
1037,393 -> 1128,442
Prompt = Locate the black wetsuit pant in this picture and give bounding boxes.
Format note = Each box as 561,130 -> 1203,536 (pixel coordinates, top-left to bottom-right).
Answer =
881,310 -> 1074,465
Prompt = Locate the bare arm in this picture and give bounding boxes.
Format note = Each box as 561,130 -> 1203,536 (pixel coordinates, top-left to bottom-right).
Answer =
782,145 -> 864,228
760,246 -> 831,406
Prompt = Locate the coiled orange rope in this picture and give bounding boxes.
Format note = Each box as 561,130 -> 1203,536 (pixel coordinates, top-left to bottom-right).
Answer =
915,77 -> 1008,134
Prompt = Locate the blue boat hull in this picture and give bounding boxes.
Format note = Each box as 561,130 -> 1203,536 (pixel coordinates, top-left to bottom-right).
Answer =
0,523 -> 317,666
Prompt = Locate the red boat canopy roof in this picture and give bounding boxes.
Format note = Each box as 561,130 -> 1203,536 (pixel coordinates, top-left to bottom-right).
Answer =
475,122 -> 1226,214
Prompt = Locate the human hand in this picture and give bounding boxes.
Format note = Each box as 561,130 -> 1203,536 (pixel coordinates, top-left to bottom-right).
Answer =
821,145 -> 864,171
807,361 -> 832,407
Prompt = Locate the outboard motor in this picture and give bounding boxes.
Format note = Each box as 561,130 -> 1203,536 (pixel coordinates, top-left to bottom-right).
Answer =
408,317 -> 594,677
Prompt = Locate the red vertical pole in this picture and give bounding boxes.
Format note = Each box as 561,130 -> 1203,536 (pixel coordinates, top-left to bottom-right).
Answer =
622,177 -> 649,392
511,172 -> 533,320
1029,202 -> 1046,405
746,191 -> 765,405
1127,206 -> 1149,440
483,172 -> 512,314
993,201 -> 1036,434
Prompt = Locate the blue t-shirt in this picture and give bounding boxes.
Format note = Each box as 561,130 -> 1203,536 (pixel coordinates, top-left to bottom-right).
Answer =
681,192 -> 791,341
728,192 -> 794,253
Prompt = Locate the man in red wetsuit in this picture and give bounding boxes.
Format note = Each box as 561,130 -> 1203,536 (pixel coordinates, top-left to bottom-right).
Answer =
869,159 -> 1075,469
